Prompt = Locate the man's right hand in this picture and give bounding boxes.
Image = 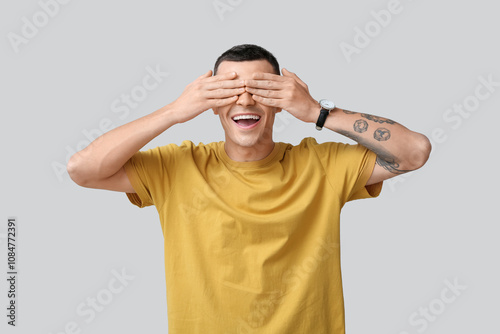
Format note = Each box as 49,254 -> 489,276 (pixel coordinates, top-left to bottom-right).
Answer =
67,70 -> 244,193
169,70 -> 245,124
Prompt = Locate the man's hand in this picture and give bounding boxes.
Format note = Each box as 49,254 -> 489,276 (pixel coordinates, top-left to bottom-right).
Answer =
244,68 -> 320,123
67,70 -> 244,190
170,70 -> 246,124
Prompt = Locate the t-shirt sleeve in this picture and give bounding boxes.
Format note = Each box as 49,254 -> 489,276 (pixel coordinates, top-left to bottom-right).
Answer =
311,139 -> 383,204
123,144 -> 178,208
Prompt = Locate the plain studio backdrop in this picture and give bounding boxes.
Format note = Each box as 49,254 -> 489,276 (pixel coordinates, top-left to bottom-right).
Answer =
1,0 -> 499,333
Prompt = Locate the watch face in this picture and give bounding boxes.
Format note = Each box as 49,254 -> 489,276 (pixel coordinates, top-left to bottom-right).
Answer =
320,99 -> 335,110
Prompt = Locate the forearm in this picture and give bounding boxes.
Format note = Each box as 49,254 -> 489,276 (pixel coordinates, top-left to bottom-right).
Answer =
241,69 -> 431,171
67,104 -> 178,184
323,108 -> 431,171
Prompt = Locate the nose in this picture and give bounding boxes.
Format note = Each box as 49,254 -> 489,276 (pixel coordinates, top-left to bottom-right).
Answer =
236,91 -> 255,107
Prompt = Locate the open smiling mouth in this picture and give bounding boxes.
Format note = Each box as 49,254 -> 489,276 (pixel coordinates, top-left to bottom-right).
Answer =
232,114 -> 261,129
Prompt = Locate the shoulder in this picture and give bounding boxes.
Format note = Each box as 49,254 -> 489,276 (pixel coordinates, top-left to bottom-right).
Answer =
280,138 -> 371,170
282,137 -> 345,155
185,140 -> 220,155
166,140 -> 221,164
132,141 -> 219,165
155,140 -> 219,154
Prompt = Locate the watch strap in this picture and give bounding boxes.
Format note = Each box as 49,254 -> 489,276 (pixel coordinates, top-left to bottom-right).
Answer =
315,108 -> 330,130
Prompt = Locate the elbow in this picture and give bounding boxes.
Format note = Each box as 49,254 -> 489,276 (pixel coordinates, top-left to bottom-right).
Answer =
407,134 -> 432,171
67,153 -> 90,187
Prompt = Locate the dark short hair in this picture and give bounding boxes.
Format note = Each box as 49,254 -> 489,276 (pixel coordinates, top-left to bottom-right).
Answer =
213,44 -> 280,75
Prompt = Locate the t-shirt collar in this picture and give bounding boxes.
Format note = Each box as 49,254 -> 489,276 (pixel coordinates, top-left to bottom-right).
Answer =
217,141 -> 284,169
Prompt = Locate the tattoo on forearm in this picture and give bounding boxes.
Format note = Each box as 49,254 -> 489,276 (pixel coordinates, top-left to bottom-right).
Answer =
376,156 -> 412,175
337,125 -> 411,175
361,113 -> 395,124
374,128 -> 391,141
353,119 -> 369,133
343,110 -> 396,126
336,129 -> 393,161
336,129 -> 359,142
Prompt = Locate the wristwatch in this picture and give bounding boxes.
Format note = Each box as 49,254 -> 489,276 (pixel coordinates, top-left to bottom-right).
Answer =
315,99 -> 336,130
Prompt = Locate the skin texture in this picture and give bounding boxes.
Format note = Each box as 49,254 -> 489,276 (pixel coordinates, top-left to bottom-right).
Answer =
67,59 -> 431,193
239,65 -> 432,185
66,70 -> 248,192
212,60 -> 284,162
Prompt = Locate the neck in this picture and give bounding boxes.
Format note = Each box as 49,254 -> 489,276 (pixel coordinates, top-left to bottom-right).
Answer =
224,139 -> 275,162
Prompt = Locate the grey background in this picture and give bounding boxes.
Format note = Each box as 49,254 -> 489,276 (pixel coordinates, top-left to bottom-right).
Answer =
1,0 -> 498,333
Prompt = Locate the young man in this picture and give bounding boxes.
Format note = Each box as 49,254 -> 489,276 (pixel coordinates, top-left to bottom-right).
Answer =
67,44 -> 431,333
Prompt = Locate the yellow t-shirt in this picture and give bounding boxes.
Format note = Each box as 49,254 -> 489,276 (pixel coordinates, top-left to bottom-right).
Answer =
124,137 -> 382,334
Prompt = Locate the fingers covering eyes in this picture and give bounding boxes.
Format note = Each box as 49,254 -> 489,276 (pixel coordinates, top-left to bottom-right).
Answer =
205,87 -> 245,99
244,79 -> 280,90
245,87 -> 280,98
205,80 -> 245,90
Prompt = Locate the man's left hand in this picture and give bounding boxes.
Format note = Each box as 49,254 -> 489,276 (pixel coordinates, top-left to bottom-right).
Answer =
244,68 -> 320,123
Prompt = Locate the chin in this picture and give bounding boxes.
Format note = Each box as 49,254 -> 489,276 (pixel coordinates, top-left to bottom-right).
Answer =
222,120 -> 274,148
231,135 -> 261,148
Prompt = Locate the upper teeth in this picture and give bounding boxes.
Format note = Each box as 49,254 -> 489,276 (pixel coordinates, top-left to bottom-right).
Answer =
233,115 -> 260,121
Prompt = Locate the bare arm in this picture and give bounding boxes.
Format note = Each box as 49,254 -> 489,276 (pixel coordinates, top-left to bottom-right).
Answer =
66,105 -> 178,192
324,108 -> 432,185
244,69 -> 432,185
67,70 -> 245,192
